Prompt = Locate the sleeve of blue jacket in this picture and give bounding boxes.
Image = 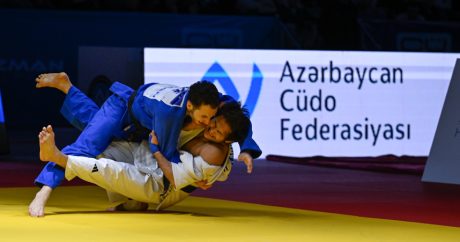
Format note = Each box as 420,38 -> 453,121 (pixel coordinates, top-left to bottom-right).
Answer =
152,102 -> 182,164
219,94 -> 262,158
138,94 -> 184,164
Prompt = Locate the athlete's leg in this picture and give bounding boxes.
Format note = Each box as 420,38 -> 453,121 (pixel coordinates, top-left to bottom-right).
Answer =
36,72 -> 100,131
65,154 -> 162,204
33,73 -> 100,191
29,125 -> 67,217
101,141 -> 150,211
31,84 -> 132,217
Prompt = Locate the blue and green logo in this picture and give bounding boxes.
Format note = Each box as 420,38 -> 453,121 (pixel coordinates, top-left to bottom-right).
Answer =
202,62 -> 263,116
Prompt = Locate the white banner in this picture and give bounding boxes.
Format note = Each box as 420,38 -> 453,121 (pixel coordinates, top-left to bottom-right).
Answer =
144,48 -> 459,157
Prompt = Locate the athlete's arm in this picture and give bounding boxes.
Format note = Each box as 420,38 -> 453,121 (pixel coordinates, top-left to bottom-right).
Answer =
153,150 -> 175,188
237,152 -> 253,174
150,131 -> 175,187
199,143 -> 227,166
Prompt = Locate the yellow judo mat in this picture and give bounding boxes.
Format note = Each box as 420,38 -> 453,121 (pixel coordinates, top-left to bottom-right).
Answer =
0,186 -> 459,242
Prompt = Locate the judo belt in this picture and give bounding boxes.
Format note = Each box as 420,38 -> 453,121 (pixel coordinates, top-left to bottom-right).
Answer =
163,176 -> 197,194
127,92 -> 151,142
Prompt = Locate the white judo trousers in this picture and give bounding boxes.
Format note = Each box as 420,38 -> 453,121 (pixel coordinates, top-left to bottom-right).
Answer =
64,140 -> 231,210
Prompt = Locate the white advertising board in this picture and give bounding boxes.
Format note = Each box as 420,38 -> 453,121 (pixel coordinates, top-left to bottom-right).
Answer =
144,48 -> 459,157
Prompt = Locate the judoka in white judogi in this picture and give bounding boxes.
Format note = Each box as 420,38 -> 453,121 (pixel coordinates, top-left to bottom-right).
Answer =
65,138 -> 232,210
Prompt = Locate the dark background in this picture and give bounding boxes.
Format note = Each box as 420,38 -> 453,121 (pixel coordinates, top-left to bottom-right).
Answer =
0,0 -> 459,156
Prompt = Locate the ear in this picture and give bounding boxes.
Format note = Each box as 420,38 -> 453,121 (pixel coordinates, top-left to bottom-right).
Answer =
186,100 -> 193,111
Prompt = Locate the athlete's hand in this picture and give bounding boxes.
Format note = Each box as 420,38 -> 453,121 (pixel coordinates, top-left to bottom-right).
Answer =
238,152 -> 253,174
150,131 -> 159,145
194,180 -> 212,190
149,131 -> 160,153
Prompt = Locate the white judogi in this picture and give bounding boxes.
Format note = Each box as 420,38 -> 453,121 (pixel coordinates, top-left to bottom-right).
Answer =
64,140 -> 231,210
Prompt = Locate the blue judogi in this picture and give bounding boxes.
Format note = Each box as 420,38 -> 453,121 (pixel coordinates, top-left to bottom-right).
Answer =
35,82 -> 261,188
35,82 -> 134,188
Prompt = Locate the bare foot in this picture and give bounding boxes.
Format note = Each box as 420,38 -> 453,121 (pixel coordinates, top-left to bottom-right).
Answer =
35,72 -> 72,94
29,186 -> 52,217
38,125 -> 58,162
38,125 -> 67,168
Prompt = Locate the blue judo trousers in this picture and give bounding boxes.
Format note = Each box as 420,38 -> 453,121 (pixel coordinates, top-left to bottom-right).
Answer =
35,82 -> 261,188
35,82 -> 134,188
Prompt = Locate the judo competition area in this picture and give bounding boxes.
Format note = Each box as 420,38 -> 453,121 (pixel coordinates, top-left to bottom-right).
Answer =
0,128 -> 459,242
1,3 -> 460,241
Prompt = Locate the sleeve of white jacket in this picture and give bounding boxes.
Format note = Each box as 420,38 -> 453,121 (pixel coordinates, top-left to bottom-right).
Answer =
171,151 -> 203,190
215,158 -> 232,182
207,146 -> 232,184
171,151 -> 221,190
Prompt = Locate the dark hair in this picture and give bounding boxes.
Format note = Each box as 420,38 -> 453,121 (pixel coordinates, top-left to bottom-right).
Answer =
188,81 -> 220,109
216,102 -> 250,142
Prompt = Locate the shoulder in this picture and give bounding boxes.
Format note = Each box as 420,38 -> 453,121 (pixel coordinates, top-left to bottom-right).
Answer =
199,143 -> 229,166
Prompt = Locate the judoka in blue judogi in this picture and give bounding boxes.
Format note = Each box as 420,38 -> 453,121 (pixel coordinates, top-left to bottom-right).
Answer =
33,73 -> 261,199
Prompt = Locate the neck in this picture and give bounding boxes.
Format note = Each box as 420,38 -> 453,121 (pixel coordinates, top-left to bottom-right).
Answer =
183,122 -> 203,131
182,115 -> 192,127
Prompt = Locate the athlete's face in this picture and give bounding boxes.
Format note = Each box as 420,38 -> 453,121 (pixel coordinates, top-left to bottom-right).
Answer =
187,102 -> 217,128
203,116 -> 232,143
